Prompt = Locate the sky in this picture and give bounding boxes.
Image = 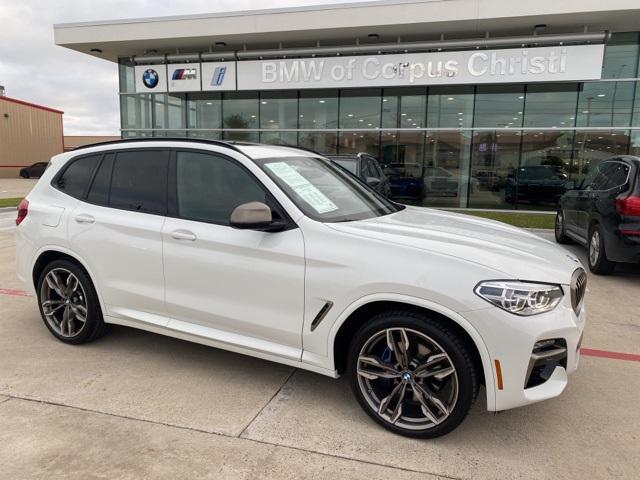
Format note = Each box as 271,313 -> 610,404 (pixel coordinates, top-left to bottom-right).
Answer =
0,0 -> 370,136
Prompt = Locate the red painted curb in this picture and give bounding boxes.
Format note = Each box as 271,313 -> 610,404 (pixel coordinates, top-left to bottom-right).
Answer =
580,348 -> 640,363
0,288 -> 31,297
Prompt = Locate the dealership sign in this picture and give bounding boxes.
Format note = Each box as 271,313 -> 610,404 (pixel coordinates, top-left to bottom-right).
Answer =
237,45 -> 604,90
135,45 -> 604,93
134,62 -> 236,93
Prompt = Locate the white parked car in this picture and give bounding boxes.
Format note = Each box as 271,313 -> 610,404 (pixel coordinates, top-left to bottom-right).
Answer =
16,139 -> 587,438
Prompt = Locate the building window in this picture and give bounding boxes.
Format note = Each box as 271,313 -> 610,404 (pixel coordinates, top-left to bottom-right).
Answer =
259,91 -> 297,130
339,89 -> 381,129
474,85 -> 525,129
523,84 -> 578,128
299,90 -> 338,129
602,32 -> 640,79
427,86 -> 474,129
424,132 -> 472,208
576,81 -> 635,127
222,92 -> 259,142
187,92 -> 222,138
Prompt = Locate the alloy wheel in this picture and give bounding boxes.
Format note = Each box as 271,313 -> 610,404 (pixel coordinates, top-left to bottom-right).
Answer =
589,231 -> 600,266
40,268 -> 88,338
356,327 -> 458,431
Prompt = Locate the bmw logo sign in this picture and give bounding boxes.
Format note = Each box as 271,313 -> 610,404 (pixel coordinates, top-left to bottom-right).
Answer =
142,69 -> 159,89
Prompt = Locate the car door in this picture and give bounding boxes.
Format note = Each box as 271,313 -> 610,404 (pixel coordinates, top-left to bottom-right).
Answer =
66,149 -> 169,325
161,149 -> 305,360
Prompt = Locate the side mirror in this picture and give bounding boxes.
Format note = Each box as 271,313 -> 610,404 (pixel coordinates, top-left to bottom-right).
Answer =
230,202 -> 273,230
366,177 -> 381,187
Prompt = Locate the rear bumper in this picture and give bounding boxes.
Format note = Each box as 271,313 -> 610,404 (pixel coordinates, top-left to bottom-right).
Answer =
463,293 -> 585,412
604,229 -> 640,263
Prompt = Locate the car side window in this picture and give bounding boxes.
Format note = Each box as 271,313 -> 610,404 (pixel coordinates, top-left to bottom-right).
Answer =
581,164 -> 607,191
598,162 -> 630,190
367,157 -> 383,179
360,157 -> 374,180
109,150 -> 169,215
87,153 -> 114,205
176,151 -> 267,226
56,154 -> 101,199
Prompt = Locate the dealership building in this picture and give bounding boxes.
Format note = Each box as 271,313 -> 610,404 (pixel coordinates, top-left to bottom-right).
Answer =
54,0 -> 640,210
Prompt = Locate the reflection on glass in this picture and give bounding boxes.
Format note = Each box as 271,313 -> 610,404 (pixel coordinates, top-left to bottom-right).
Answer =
223,92 -> 258,127
118,59 -> 135,93
423,132 -> 472,208
153,94 -> 186,130
427,86 -> 474,128
524,84 -> 578,128
573,130 -> 631,183
339,89 -> 381,129
121,94 -> 152,130
602,33 -> 640,79
512,131 -> 574,208
298,132 -> 338,154
576,82 -> 634,127
338,131 -> 380,156
187,93 -> 222,131
380,131 -> 425,203
260,91 -> 297,129
299,90 -> 338,129
474,85 -> 525,129
260,131 -> 297,146
469,131 -> 521,209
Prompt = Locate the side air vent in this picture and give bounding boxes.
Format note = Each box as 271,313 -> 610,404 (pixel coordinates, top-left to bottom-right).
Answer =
310,301 -> 334,331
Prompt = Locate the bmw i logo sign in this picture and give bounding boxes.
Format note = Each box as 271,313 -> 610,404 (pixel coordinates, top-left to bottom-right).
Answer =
142,69 -> 159,89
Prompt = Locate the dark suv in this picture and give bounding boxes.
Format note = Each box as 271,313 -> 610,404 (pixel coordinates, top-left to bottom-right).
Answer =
326,153 -> 391,197
555,156 -> 640,274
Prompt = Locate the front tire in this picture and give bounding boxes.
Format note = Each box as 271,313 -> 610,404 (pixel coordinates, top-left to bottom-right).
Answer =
588,224 -> 616,275
347,310 -> 478,438
20,170 -> 30,179
555,208 -> 572,244
37,259 -> 109,344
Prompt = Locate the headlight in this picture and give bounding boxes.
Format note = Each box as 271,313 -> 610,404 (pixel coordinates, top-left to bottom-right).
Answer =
474,281 -> 563,316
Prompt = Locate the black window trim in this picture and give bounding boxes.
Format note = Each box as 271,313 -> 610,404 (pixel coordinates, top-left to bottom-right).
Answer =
168,147 -> 298,231
51,152 -> 105,200
54,147 -> 172,217
590,159 -> 632,193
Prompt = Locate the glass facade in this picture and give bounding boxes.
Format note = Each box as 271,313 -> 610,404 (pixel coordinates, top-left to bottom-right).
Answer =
119,33 -> 640,210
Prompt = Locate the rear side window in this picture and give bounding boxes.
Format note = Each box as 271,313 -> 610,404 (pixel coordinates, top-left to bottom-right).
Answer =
56,155 -> 101,198
109,150 -> 169,215
87,154 -> 114,205
176,151 -> 266,225
598,162 -> 630,190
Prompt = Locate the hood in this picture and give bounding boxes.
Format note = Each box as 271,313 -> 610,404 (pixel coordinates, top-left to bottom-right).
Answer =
327,206 -> 583,284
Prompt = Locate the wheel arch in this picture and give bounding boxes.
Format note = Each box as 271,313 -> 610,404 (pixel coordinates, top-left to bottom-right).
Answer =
31,247 -> 106,315
328,294 -> 496,411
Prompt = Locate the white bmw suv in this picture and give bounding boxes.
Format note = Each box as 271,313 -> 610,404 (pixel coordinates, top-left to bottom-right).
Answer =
16,139 -> 586,438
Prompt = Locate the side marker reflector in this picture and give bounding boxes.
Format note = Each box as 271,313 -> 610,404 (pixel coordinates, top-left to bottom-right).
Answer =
494,359 -> 504,390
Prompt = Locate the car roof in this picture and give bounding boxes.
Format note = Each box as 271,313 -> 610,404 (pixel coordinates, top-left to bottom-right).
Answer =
68,138 -> 322,160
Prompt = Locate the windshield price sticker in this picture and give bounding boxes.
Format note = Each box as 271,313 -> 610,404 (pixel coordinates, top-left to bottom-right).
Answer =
265,162 -> 339,214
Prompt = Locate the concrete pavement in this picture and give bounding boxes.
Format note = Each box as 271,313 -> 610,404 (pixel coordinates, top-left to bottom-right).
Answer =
0,228 -> 638,479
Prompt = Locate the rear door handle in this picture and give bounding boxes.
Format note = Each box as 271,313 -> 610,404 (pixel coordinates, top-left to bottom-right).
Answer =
170,229 -> 197,241
74,213 -> 95,224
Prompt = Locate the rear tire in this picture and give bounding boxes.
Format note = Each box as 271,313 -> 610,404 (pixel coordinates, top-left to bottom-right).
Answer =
588,224 -> 616,275
37,259 -> 109,344
555,208 -> 572,244
20,171 -> 29,179
347,310 -> 478,438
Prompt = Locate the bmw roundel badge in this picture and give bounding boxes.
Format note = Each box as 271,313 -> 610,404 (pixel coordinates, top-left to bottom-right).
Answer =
142,69 -> 159,89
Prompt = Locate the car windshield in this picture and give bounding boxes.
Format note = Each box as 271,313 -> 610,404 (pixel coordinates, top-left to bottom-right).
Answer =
254,156 -> 403,222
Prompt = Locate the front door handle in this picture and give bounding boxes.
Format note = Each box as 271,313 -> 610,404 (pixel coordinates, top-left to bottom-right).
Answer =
74,213 -> 95,224
170,229 -> 197,241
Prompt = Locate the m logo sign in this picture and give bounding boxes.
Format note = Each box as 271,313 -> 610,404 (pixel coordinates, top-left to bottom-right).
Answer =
172,68 -> 198,80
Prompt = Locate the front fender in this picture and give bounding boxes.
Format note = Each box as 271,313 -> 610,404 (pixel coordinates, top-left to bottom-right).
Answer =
325,293 -> 497,412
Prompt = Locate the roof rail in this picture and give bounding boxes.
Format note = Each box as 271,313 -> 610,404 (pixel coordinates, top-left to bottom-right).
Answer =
72,137 -> 245,153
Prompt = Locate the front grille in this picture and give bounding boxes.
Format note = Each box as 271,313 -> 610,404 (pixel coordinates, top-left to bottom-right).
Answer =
570,268 -> 587,314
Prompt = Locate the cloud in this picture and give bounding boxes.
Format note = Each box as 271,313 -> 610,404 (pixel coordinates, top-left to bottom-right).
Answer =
0,0 -> 365,136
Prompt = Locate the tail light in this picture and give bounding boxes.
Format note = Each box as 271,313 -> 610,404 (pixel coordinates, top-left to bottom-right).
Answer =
16,199 -> 29,226
615,195 -> 640,217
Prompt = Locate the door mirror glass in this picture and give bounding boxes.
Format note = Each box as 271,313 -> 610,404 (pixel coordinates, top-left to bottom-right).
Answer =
366,177 -> 381,186
230,202 -> 273,229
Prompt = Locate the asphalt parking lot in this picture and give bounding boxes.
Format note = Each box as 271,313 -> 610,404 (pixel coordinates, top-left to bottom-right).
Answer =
0,190 -> 638,479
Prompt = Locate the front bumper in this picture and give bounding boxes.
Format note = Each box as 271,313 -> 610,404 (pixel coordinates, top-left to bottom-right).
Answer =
463,292 -> 586,411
